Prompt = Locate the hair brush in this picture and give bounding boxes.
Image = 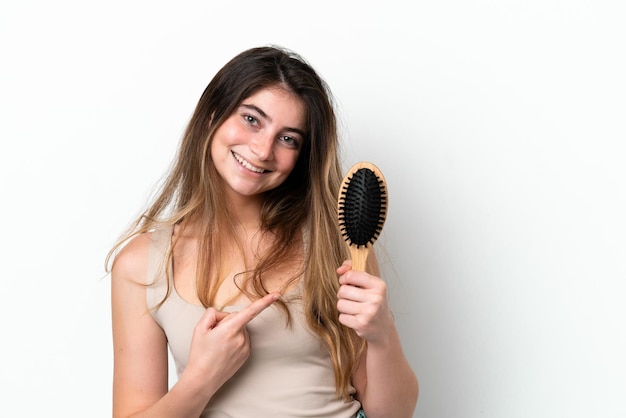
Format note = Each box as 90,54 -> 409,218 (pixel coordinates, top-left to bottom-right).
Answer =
337,161 -> 388,272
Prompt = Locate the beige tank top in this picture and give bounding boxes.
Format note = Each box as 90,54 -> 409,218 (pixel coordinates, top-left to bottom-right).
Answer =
146,227 -> 362,417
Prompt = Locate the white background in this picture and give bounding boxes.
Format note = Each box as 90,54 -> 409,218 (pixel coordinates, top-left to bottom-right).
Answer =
1,1 -> 624,417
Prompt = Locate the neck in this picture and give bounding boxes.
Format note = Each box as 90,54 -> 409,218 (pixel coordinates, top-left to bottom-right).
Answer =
223,190 -> 264,230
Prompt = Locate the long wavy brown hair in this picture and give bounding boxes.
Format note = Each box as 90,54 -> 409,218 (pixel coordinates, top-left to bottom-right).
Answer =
106,46 -> 365,400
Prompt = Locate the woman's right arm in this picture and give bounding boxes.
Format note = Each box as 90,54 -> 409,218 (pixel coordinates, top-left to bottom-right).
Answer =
111,233 -> 217,418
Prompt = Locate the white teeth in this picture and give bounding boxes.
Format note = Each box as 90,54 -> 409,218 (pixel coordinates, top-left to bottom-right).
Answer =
233,152 -> 265,173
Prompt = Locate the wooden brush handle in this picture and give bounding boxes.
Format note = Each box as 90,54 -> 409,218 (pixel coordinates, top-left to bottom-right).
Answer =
349,245 -> 370,272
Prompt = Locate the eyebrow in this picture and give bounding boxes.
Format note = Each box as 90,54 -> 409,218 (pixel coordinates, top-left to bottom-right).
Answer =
240,103 -> 306,137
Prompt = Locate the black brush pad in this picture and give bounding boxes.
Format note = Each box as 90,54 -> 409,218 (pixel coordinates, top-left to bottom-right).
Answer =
339,168 -> 387,247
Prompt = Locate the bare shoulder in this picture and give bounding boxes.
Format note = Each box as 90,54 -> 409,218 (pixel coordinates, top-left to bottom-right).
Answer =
111,232 -> 153,286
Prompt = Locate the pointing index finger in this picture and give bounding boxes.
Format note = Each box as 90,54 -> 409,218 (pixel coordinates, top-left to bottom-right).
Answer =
228,292 -> 280,328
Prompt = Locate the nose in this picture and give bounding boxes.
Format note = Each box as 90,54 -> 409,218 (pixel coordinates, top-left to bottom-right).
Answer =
249,133 -> 274,161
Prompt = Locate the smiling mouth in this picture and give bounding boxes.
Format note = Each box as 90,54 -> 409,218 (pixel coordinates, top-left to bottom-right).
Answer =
232,151 -> 268,174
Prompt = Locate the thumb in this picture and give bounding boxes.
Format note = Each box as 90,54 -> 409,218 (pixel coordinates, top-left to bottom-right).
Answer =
336,260 -> 352,274
196,307 -> 228,331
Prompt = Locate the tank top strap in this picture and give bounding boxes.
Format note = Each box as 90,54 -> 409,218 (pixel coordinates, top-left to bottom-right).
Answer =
146,226 -> 174,310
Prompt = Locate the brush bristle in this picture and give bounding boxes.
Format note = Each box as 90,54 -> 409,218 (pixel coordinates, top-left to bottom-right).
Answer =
338,165 -> 388,248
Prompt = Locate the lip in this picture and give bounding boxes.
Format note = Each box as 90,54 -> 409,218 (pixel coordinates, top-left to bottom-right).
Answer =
232,151 -> 269,174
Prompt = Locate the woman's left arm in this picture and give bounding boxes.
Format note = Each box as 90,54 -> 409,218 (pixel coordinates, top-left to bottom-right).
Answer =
336,256 -> 419,418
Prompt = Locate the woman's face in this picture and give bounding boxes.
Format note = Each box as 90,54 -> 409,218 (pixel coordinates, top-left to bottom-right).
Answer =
210,86 -> 306,200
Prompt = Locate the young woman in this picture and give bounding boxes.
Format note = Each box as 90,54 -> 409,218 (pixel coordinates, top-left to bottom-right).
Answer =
107,45 -> 418,418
